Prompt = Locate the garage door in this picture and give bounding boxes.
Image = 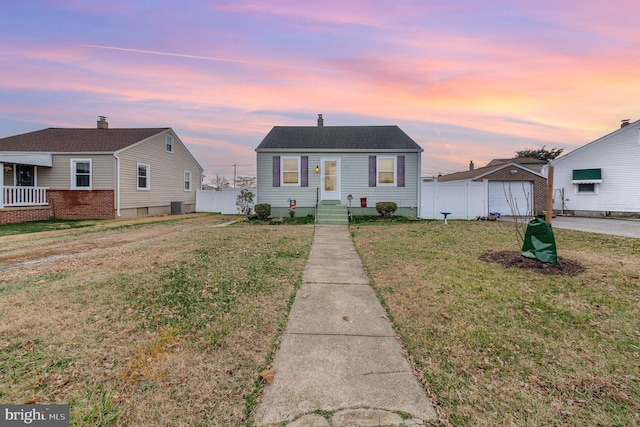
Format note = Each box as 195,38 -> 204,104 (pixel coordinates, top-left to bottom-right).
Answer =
488,181 -> 533,216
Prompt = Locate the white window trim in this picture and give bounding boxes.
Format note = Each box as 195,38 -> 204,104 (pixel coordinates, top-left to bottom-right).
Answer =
165,134 -> 174,153
377,156 -> 397,186
575,183 -> 598,194
70,158 -> 92,190
281,156 -> 301,187
184,170 -> 192,191
137,163 -> 151,190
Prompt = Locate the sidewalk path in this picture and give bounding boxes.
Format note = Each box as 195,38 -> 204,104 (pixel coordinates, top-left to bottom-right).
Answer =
254,225 -> 437,426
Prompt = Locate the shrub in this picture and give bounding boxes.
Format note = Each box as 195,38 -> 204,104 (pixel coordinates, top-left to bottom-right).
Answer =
375,202 -> 397,218
235,188 -> 255,218
254,203 -> 271,220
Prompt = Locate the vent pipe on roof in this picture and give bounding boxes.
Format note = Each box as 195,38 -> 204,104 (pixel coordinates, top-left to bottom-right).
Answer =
317,114 -> 323,127
469,160 -> 474,171
621,119 -> 630,128
97,116 -> 108,129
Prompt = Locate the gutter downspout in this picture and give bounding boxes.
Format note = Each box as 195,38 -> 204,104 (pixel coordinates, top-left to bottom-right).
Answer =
113,154 -> 121,217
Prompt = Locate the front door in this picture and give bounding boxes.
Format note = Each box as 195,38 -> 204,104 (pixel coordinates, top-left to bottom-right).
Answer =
320,158 -> 340,201
17,165 -> 35,186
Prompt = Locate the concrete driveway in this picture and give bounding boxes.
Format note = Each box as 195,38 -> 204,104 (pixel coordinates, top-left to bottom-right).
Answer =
539,216 -> 640,238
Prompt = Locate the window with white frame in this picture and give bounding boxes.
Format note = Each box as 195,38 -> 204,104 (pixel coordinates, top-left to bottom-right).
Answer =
377,157 -> 396,185
281,157 -> 300,186
165,134 -> 174,153
184,170 -> 192,191
71,159 -> 92,189
137,163 -> 150,190
572,168 -> 601,194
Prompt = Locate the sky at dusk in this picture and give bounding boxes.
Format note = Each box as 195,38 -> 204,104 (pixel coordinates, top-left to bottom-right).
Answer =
1,0 -> 639,182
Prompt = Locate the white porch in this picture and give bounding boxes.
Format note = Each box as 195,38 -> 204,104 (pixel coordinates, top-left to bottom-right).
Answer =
2,186 -> 49,208
1,160 -> 50,208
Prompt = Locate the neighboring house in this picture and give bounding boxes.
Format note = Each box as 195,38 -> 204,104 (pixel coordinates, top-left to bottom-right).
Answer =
255,115 -> 423,222
485,157 -> 548,172
421,160 -> 547,219
546,119 -> 640,217
0,117 -> 203,224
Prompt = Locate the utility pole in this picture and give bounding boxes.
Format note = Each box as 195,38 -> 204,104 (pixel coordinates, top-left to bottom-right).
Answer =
546,166 -> 554,224
233,164 -> 237,188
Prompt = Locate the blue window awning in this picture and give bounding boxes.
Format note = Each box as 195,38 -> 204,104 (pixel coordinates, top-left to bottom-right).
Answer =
572,168 -> 602,184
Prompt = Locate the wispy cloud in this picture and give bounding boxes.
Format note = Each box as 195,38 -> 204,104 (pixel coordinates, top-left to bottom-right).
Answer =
81,44 -> 334,73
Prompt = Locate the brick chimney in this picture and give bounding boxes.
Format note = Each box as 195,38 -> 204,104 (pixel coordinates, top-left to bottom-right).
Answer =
317,114 -> 323,127
469,160 -> 475,171
97,116 -> 108,129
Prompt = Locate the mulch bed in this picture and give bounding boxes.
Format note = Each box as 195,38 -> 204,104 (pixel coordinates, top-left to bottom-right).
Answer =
479,250 -> 585,276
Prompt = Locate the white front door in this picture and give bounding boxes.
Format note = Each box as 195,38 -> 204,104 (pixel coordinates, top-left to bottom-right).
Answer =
320,158 -> 340,201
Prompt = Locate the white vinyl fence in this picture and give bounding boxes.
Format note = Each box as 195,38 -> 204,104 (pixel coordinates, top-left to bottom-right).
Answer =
420,180 -> 488,219
196,188 -> 252,214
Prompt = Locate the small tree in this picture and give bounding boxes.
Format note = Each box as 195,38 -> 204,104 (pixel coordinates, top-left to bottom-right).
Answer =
515,145 -> 564,161
503,180 -> 532,246
236,188 -> 255,218
235,176 -> 257,188
210,174 -> 230,191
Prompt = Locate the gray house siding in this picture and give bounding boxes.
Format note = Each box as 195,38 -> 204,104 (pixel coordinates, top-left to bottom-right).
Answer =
257,151 -> 420,216
257,152 -> 319,212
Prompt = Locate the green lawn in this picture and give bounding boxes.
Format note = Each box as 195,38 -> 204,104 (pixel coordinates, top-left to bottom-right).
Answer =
2,217 -> 638,426
352,220 -> 640,426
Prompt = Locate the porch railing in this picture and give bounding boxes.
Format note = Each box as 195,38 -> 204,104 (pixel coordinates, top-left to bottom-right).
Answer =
2,186 -> 49,207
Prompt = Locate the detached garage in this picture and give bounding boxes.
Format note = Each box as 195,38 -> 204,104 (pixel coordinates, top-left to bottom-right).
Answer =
421,161 -> 546,218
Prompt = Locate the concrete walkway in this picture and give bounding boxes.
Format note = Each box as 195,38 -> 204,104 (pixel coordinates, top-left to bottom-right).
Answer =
253,225 -> 437,427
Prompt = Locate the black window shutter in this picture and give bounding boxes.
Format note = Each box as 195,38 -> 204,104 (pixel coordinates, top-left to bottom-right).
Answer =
397,155 -> 405,187
273,156 -> 280,187
369,156 -> 376,187
301,156 -> 308,187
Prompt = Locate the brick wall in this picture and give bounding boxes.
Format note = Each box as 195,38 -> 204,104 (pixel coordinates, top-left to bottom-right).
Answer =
0,206 -> 53,225
48,190 -> 115,220
475,168 -> 547,215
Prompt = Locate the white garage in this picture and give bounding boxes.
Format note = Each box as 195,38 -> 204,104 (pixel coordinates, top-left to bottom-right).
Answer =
421,160 -> 545,219
488,181 -> 533,216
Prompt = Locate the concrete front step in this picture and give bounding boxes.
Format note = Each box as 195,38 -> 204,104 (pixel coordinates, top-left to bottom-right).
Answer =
316,203 -> 348,225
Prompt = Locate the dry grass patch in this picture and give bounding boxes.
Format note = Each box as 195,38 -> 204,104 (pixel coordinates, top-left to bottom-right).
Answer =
352,220 -> 640,426
0,217 -> 313,426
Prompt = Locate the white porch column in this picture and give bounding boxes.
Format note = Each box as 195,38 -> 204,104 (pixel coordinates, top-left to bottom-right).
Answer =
0,162 -> 4,208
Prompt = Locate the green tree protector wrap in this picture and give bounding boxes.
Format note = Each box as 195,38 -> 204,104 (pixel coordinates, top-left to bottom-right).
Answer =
521,217 -> 558,264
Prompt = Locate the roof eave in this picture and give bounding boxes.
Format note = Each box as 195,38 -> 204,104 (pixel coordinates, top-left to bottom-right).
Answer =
256,148 -> 423,153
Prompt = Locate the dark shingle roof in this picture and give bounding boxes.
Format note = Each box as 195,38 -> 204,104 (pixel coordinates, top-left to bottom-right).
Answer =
437,161 -> 544,182
0,128 -> 169,152
256,126 -> 422,151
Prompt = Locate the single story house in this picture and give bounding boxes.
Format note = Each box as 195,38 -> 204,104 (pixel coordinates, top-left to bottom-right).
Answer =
421,160 -> 547,219
255,114 -> 423,223
0,116 -> 203,224
546,119 -> 640,217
